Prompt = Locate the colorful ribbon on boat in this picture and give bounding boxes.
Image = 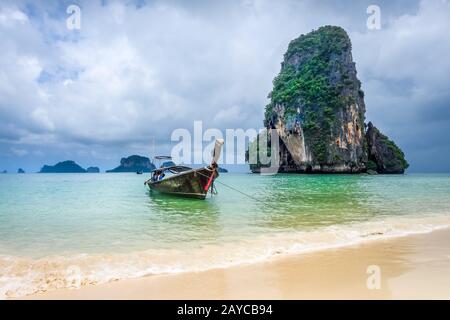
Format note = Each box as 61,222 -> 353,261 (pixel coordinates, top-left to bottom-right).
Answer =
204,172 -> 215,191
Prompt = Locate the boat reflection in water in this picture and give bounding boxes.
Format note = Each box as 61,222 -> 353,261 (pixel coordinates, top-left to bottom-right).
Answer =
145,139 -> 224,200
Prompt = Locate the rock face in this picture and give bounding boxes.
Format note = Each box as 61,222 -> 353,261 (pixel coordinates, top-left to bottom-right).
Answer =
249,26 -> 407,174
261,26 -> 367,173
86,167 -> 100,173
39,160 -> 87,173
366,122 -> 409,174
106,155 -> 155,173
17,168 -> 25,174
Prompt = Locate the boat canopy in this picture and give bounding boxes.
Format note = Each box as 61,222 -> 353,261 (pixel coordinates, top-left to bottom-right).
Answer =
151,165 -> 192,174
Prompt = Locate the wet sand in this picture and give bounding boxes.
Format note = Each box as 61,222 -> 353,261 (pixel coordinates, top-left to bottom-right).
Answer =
24,228 -> 450,299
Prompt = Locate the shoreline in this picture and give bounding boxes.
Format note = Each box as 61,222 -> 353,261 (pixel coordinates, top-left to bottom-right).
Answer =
21,227 -> 450,300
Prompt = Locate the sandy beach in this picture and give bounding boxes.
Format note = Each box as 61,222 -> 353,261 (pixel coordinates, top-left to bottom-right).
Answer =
22,227 -> 450,300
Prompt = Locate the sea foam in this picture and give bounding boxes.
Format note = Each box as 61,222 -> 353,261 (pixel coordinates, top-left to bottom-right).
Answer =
1,213 -> 449,298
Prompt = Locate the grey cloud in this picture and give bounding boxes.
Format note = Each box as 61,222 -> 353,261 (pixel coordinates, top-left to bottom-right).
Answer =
0,0 -> 449,172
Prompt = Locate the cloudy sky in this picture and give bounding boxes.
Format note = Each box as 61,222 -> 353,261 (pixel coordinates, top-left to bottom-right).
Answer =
0,0 -> 449,172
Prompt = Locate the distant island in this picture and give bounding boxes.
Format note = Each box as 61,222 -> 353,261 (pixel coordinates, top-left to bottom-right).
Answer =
39,161 -> 100,173
17,168 -> 25,174
247,26 -> 408,174
40,160 -> 87,173
1,170 -> 6,174
37,156 -> 157,173
36,157 -> 227,174
106,155 -> 155,173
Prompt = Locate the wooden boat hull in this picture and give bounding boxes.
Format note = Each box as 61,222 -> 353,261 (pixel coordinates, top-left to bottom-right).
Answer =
147,167 -> 218,199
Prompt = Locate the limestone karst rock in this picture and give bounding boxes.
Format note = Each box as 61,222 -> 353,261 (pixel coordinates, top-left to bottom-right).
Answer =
248,26 -> 407,174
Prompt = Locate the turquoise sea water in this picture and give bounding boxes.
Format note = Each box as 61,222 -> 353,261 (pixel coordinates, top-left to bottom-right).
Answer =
1,172 -> 450,297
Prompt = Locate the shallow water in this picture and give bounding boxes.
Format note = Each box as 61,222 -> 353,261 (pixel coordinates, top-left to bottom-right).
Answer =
0,172 -> 449,297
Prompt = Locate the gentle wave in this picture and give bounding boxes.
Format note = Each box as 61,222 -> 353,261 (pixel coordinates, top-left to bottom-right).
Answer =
1,214 -> 449,298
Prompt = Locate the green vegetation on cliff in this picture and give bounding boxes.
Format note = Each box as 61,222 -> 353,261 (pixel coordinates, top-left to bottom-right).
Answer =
248,26 -> 407,174
366,122 -> 409,174
264,26 -> 361,163
245,130 -> 273,171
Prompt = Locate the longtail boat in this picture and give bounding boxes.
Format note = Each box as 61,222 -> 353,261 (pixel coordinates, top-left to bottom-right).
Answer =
144,139 -> 224,199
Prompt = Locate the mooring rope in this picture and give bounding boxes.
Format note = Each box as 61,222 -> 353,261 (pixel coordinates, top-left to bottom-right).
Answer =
196,169 -> 261,201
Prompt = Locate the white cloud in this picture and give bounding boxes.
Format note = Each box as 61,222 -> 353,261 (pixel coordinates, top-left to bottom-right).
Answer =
10,147 -> 28,157
31,108 -> 54,131
0,7 -> 28,26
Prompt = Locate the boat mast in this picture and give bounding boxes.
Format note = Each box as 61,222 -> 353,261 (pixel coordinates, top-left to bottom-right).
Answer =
211,139 -> 224,166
